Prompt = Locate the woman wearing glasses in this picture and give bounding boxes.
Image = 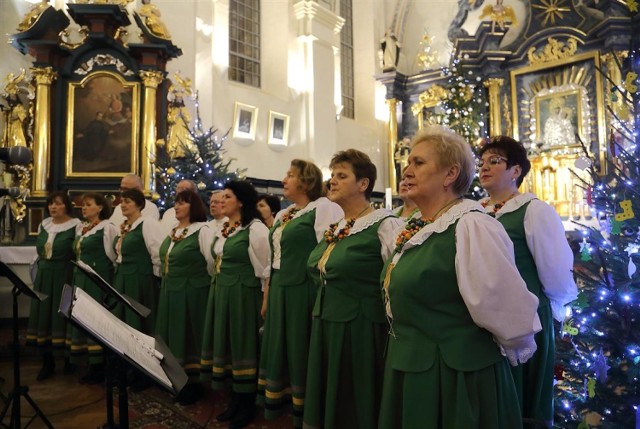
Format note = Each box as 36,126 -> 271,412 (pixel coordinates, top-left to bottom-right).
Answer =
478,136 -> 577,428
379,127 -> 541,429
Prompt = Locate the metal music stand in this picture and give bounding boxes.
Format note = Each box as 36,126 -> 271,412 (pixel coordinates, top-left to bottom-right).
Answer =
0,262 -> 54,429
61,261 -> 186,429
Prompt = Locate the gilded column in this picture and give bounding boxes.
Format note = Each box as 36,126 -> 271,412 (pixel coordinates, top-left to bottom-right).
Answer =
483,78 -> 504,137
139,70 -> 164,197
30,67 -> 57,198
387,98 -> 398,195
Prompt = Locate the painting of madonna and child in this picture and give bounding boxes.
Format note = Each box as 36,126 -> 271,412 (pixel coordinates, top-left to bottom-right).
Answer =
536,91 -> 582,150
67,73 -> 139,177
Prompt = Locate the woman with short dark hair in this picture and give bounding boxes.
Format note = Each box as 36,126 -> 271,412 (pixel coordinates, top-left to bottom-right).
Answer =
156,190 -> 214,405
67,192 -> 117,384
201,181 -> 270,426
257,194 -> 281,228
478,136 -> 577,427
112,188 -> 162,334
257,160 -> 342,428
304,149 -> 402,429
27,190 -> 80,380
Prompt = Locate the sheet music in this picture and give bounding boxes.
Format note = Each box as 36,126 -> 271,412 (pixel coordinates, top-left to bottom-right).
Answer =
71,288 -> 171,388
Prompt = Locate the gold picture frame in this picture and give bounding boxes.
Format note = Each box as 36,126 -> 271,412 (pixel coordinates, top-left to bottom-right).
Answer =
267,111 -> 289,146
65,71 -> 140,177
232,102 -> 258,141
509,50 -> 605,168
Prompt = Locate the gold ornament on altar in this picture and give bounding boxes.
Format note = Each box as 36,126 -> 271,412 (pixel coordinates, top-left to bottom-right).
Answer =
479,0 -> 518,33
136,0 -> 172,40
16,0 -> 51,32
623,72 -> 638,93
415,30 -> 439,71
2,70 -> 35,148
167,167 -> 176,176
74,0 -> 134,5
527,37 -> 578,66
165,73 -> 195,159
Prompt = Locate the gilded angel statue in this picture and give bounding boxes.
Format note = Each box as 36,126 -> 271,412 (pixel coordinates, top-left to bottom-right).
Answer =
16,0 -> 51,32
479,0 -> 518,33
137,0 -> 171,40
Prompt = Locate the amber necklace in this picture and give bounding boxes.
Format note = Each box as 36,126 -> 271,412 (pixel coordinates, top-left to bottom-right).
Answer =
280,206 -> 303,228
221,220 -> 242,238
393,197 -> 462,254
170,225 -> 189,242
481,191 -> 519,215
81,219 -> 100,235
323,205 -> 371,244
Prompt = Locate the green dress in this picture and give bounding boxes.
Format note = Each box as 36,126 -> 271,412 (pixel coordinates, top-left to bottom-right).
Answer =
201,220 -> 269,392
257,198 -> 342,426
27,217 -> 80,356
304,210 -> 398,429
67,221 -> 116,364
112,218 -> 161,334
379,200 -> 540,429
487,194 -> 577,426
156,223 -> 213,381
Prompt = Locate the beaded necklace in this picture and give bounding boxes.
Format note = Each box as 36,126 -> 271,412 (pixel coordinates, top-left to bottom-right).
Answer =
323,205 -> 371,244
221,220 -> 241,238
393,197 -> 462,254
481,191 -> 519,215
81,219 -> 100,235
170,226 -> 189,242
115,220 -> 134,259
280,206 -> 302,227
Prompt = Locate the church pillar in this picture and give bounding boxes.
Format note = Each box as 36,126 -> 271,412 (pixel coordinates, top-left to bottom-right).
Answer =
139,70 -> 164,198
483,78 -> 503,137
387,98 -> 398,195
293,1 -> 345,167
30,67 -> 57,198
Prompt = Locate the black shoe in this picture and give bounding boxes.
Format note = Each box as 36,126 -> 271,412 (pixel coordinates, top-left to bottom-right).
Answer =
176,384 -> 203,406
36,353 -> 55,381
80,364 -> 105,385
216,392 -> 240,422
229,402 -> 256,429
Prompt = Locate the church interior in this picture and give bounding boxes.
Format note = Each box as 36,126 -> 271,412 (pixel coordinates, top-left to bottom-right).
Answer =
1,0 -> 639,428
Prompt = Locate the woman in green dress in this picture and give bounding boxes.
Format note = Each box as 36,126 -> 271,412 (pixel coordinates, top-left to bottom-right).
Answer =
257,160 -> 342,428
304,149 -> 402,429
68,192 -> 117,384
156,190 -> 214,405
379,126 -> 542,429
203,180 -> 270,429
478,136 -> 577,428
112,188 -> 162,334
27,191 -> 80,380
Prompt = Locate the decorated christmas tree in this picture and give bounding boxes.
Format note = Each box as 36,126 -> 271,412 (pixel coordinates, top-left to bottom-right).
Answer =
553,50 -> 640,428
437,55 -> 488,198
155,84 -> 244,213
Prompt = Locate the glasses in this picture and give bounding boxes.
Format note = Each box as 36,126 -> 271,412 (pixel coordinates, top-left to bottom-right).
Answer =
477,156 -> 508,168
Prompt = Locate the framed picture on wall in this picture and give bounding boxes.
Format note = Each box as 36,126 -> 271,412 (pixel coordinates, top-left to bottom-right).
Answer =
232,102 -> 258,140
268,111 -> 289,146
65,71 -> 139,178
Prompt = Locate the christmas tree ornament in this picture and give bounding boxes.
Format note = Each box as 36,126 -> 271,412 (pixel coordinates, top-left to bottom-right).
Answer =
614,199 -> 635,221
580,238 -> 592,262
587,378 -> 596,398
562,318 -> 579,336
574,156 -> 592,170
593,349 -> 610,383
611,217 -> 622,235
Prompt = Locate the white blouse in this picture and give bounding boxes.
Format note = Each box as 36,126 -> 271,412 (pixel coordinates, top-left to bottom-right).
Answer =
271,197 -> 343,269
164,222 -> 216,275
213,219 -> 271,286
482,193 -> 578,322
390,199 -> 542,366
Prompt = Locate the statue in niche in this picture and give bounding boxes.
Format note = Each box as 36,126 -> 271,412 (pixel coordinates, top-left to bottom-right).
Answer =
480,0 -> 518,33
16,0 -> 50,32
165,74 -> 194,159
380,29 -> 401,72
543,96 -> 576,148
137,0 -> 171,40
1,70 -> 32,148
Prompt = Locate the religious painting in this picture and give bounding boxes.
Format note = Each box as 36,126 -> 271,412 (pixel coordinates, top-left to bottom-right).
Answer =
65,71 -> 139,178
510,50 -> 605,168
232,102 -> 258,141
267,111 -> 289,146
535,89 -> 583,149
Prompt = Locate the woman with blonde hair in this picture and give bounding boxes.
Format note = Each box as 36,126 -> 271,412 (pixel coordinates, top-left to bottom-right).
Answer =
258,159 -> 343,428
379,126 -> 541,429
